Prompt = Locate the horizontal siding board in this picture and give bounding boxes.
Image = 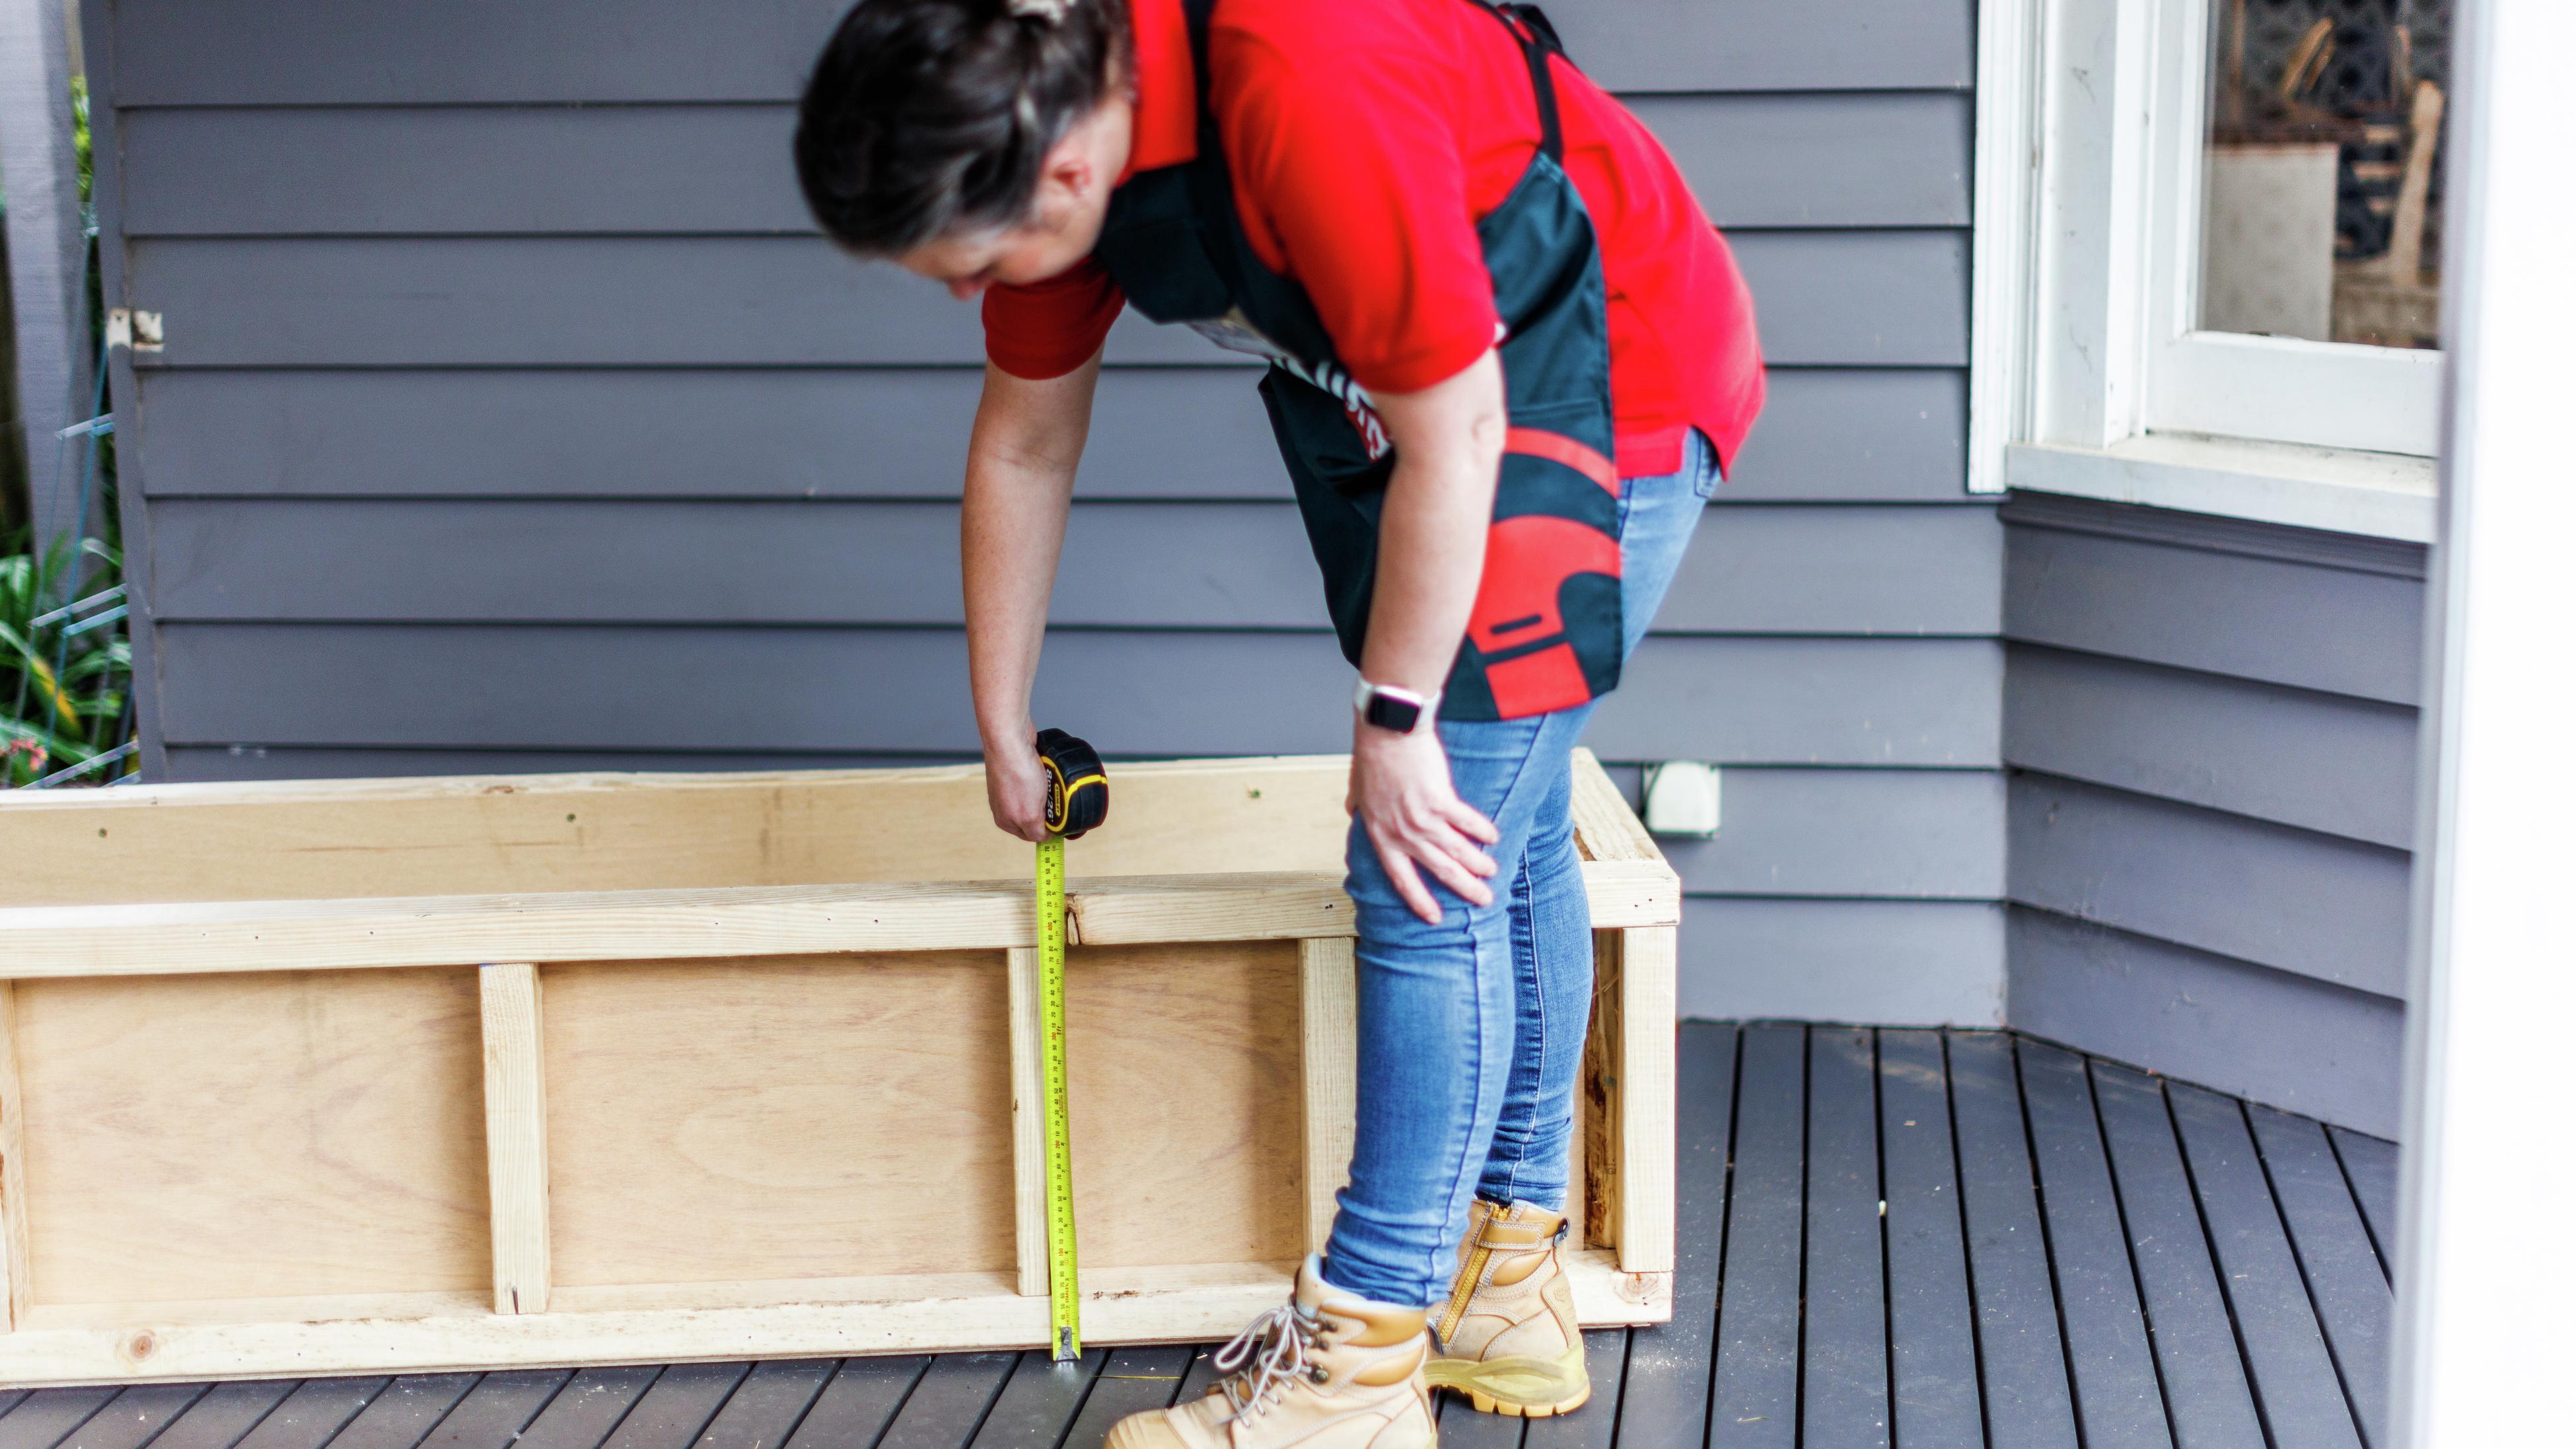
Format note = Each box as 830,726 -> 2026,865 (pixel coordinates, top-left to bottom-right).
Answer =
153,625 -> 2003,766
1678,898 -> 2004,1025
1626,92 -> 1970,228
109,0 -> 1972,106
123,230 -> 1961,368
2004,644 -> 2417,849
2009,773 -> 2413,996
1647,767 -> 2006,898
149,498 -> 2000,636
2005,520 -> 2424,705
125,94 -> 1968,237
2007,907 -> 2405,1137
135,367 -> 1971,505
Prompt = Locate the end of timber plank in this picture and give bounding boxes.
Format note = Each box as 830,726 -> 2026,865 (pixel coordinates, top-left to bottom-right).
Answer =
1297,939 -> 1357,1257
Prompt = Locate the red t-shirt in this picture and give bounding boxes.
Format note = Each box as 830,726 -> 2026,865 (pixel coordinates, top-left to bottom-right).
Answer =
981,0 -> 1765,478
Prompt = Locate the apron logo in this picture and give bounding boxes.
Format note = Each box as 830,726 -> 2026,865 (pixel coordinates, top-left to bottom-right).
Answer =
1188,308 -> 1391,460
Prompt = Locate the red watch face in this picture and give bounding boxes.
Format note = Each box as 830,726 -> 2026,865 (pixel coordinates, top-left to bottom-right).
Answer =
1363,692 -> 1423,733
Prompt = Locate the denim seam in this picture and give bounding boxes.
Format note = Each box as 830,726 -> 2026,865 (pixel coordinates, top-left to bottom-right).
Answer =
1495,845 -> 1546,1206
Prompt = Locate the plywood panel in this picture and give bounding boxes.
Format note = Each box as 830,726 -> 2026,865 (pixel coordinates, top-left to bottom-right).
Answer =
544,953 -> 1015,1287
15,968 -> 488,1304
1066,943 -> 1303,1273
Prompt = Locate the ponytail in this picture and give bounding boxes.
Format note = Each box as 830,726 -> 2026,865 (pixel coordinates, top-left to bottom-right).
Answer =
795,0 -> 1131,255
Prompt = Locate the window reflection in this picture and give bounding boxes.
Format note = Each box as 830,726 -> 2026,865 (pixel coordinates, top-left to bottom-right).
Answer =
2200,0 -> 2450,349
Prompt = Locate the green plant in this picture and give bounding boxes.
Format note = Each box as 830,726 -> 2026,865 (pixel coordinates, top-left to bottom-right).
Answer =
3,529 -> 131,787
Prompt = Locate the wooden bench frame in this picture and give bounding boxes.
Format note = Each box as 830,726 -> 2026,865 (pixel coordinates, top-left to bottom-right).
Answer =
0,753 -> 1676,1386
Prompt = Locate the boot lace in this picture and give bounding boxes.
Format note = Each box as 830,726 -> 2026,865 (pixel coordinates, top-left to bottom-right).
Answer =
1211,1301 -> 1326,1423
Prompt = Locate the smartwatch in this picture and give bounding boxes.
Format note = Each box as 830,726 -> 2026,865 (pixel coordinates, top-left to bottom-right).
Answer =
1353,678 -> 1440,734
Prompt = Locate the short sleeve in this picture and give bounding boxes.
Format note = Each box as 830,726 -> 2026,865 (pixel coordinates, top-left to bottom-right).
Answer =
1214,37 -> 1498,396
983,260 -> 1126,379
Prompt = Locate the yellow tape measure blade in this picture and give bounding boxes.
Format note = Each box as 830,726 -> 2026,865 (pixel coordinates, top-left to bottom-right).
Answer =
1036,833 -> 1081,1361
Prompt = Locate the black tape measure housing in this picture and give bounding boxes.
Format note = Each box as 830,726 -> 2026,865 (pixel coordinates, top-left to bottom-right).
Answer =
1036,728 -> 1109,839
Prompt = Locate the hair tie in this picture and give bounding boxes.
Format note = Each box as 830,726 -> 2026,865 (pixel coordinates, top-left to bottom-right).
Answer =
1007,0 -> 1071,22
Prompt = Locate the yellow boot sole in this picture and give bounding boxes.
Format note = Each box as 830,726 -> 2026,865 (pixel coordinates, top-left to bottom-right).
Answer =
1423,1341 -> 1590,1418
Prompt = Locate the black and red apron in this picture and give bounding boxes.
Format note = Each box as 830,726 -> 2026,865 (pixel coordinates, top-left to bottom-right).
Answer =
1091,0 -> 1623,722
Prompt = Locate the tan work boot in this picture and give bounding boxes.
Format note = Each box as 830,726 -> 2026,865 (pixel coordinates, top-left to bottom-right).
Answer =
1425,1199 -> 1589,1417
1106,1255 -> 1435,1449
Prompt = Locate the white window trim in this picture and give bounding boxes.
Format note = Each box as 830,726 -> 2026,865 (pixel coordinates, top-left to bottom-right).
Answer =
1970,0 -> 2446,538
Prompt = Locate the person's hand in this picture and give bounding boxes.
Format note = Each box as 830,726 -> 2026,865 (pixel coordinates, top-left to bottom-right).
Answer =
1349,721 -> 1501,925
984,723 -> 1054,843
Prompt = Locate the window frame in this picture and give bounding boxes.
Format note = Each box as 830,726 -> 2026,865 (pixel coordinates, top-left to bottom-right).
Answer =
1971,0 -> 2445,534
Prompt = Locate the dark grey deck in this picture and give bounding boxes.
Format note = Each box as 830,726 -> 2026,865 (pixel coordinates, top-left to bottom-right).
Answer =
0,1024 -> 2398,1449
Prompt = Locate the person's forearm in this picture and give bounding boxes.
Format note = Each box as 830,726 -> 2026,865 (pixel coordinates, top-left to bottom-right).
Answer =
962,357 -> 1098,750
1359,350 -> 1507,696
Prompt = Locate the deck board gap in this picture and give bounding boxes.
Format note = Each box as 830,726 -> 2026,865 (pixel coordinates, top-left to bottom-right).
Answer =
2242,1106 -> 2372,1444
2318,1133 -> 2392,1287
2155,1088 -> 2279,1449
2007,1040 -> 2093,1449
2082,1056 -> 2183,1449
1937,1032 -> 1996,1449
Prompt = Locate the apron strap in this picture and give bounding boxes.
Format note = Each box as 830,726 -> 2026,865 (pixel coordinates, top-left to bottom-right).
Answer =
1484,3 -> 1567,164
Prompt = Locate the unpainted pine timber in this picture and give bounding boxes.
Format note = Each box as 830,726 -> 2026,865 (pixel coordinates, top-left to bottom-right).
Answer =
2246,1106 -> 2392,1449
542,954 -> 1014,1290
1803,1027 -> 1888,1448
1875,1029 -> 1984,1449
2325,1127 -> 2400,1282
2085,1061 -> 2267,1449
1297,937 -> 1356,1257
15,968 -> 491,1308
781,1359 -> 929,1449
1005,948 -> 1048,1298
2013,1042 -> 2170,1449
1579,932 -> 1624,1254
1067,943 -> 1303,1275
873,1353 -> 1015,1449
0,1251 -> 1661,1387
0,757 -> 1358,907
0,874 -> 1367,981
1711,1022 -> 1804,1449
1614,928 -> 1677,1276
229,1378 -> 386,1449
964,1351 -> 1104,1449
2166,1084 -> 2365,1449
0,984 -> 27,1329
1569,749 -> 1662,866
478,965 -> 550,1315
1943,1031 -> 2080,1449
1611,1022 -> 1734,1449
413,1371 -> 569,1449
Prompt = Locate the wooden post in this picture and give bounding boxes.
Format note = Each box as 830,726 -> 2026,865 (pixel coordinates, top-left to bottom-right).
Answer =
1006,946 -> 1048,1296
0,0 -> 96,553
1615,927 -> 1677,1275
478,964 -> 550,1315
0,982 -> 28,1328
1298,937 -> 1356,1257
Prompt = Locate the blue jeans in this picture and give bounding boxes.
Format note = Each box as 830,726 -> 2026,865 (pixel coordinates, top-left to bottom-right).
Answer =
1322,430 -> 1719,1307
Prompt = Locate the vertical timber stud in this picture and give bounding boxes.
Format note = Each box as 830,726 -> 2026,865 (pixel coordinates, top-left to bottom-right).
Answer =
1298,937 -> 1357,1256
1581,932 -> 1624,1253
478,964 -> 550,1315
1616,926 -> 1677,1274
1006,947 -> 1049,1296
0,982 -> 28,1327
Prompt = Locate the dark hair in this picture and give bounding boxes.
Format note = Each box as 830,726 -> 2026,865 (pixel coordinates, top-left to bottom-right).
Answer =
795,0 -> 1131,255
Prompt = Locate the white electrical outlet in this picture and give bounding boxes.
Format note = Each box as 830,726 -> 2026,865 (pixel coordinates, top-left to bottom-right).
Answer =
1643,761 -> 1721,837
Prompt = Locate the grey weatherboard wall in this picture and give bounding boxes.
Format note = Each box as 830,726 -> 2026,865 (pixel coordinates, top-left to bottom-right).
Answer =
87,0 -> 2002,1027
2001,494 -> 2422,1138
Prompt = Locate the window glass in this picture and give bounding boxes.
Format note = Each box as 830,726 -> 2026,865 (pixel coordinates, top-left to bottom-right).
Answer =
2198,0 -> 2452,349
